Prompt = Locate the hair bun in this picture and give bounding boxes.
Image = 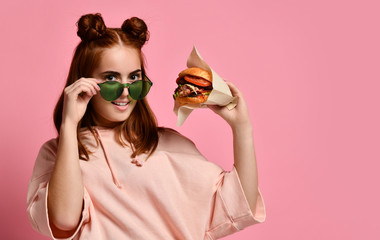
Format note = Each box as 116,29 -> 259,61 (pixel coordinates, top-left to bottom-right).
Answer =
77,13 -> 106,42
121,17 -> 149,46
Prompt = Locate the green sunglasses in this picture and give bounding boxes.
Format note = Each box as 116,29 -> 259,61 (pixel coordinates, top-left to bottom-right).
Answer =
98,75 -> 152,101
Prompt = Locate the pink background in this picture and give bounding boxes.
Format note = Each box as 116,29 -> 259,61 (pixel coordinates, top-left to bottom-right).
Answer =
1,0 -> 379,239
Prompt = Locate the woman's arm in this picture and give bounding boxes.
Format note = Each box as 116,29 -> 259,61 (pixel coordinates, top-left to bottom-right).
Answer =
208,81 -> 258,214
48,123 -> 84,236
47,78 -> 100,236
231,123 -> 258,214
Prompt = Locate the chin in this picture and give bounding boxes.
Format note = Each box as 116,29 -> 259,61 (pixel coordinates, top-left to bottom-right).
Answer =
92,101 -> 137,127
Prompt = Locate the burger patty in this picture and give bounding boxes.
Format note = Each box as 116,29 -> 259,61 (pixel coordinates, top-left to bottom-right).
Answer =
174,84 -> 211,99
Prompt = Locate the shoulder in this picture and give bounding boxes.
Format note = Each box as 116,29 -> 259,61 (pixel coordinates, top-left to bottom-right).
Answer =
157,127 -> 199,154
156,128 -> 225,179
30,138 -> 58,182
37,138 -> 58,158
158,127 -> 196,146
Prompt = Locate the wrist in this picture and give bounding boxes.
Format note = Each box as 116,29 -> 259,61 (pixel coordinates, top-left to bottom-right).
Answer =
60,120 -> 79,133
231,122 -> 252,134
231,124 -> 253,138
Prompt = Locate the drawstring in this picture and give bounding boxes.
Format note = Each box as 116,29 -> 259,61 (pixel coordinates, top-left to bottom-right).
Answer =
131,156 -> 143,167
94,128 -> 123,189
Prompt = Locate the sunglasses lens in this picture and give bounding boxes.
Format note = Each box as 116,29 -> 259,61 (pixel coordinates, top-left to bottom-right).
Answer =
128,80 -> 152,100
128,80 -> 144,100
141,80 -> 152,99
99,81 -> 123,101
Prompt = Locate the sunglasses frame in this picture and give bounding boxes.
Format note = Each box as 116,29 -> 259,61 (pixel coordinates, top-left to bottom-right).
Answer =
98,75 -> 153,101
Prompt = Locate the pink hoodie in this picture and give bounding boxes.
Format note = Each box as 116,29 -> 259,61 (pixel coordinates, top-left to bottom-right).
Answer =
27,127 -> 266,239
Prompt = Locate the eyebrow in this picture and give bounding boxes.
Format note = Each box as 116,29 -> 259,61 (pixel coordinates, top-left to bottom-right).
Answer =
100,69 -> 142,77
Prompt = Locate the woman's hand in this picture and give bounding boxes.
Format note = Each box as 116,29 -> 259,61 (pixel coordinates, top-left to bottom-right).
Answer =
62,78 -> 101,127
207,81 -> 252,131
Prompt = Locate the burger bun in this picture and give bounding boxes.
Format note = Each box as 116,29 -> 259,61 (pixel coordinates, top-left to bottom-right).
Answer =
176,94 -> 209,105
178,67 -> 212,82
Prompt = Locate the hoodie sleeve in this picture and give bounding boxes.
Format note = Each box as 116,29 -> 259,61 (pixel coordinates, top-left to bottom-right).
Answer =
160,129 -> 266,239
26,139 -> 91,239
205,165 -> 266,240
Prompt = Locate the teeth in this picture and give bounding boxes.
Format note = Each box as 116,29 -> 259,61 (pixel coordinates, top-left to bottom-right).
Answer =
112,102 -> 129,106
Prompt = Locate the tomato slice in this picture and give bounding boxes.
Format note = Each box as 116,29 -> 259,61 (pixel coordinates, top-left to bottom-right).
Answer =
183,75 -> 212,87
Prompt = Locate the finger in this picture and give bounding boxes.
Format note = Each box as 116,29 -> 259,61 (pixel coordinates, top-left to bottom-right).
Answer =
79,84 -> 97,98
81,78 -> 102,92
76,81 -> 97,95
87,77 -> 103,83
81,79 -> 101,94
76,78 -> 101,94
66,84 -> 95,99
225,81 -> 242,97
71,79 -> 99,95
69,78 -> 101,91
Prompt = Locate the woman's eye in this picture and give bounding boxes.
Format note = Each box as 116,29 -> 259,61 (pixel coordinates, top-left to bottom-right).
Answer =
105,75 -> 117,81
130,74 -> 141,81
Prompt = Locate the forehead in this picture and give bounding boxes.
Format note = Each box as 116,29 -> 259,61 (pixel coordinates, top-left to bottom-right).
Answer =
97,45 -> 141,72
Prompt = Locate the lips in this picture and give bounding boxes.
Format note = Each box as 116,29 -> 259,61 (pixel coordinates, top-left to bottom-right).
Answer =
111,101 -> 129,106
111,101 -> 130,111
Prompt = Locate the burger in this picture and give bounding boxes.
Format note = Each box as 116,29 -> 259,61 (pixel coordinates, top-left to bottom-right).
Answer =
173,67 -> 213,106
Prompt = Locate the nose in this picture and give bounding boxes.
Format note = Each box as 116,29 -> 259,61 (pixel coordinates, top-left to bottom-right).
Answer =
120,86 -> 129,98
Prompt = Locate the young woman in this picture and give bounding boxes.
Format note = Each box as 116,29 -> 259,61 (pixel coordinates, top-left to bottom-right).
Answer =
27,13 -> 266,240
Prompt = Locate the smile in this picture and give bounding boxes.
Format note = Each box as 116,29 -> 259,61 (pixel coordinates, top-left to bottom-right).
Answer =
111,102 -> 129,106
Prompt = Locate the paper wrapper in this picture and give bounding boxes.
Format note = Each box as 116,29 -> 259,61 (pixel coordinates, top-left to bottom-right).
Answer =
173,46 -> 237,126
